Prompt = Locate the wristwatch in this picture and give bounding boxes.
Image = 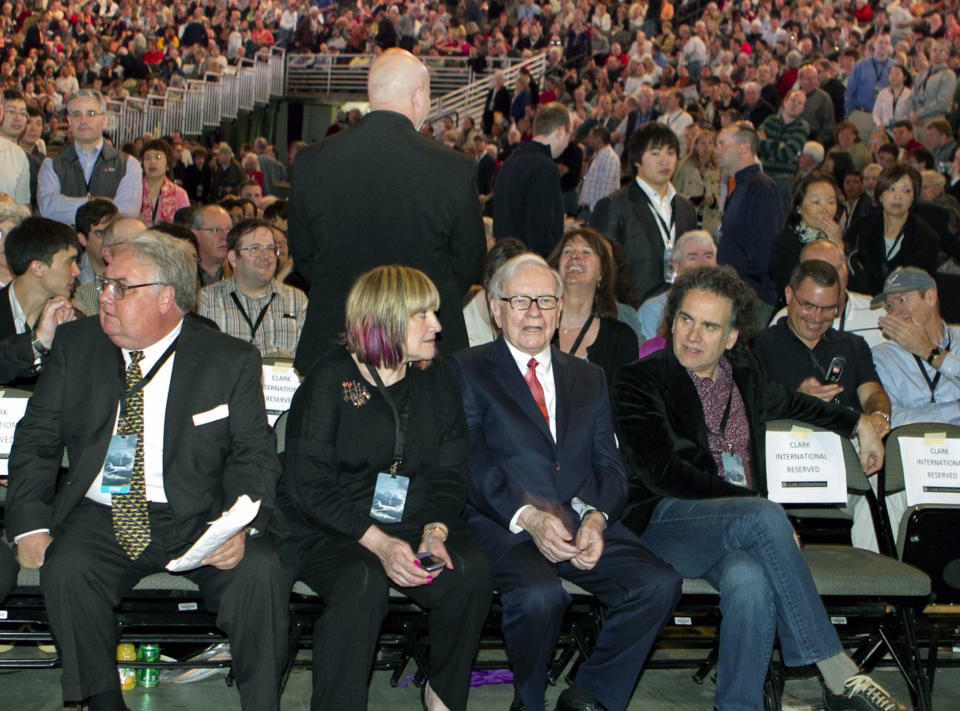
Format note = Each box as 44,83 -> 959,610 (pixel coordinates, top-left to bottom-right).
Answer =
30,329 -> 51,359
927,347 -> 943,365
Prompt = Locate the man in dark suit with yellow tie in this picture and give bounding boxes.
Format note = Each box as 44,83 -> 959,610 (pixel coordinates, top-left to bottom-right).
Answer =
6,231 -> 289,711
450,254 -> 680,711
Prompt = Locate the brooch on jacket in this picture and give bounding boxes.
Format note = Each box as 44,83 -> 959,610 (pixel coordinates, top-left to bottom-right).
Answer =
342,380 -> 371,407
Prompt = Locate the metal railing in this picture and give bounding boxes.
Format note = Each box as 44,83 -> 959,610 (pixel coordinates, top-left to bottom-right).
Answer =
284,53 -> 533,98
423,53 -> 547,134
106,48 -> 286,145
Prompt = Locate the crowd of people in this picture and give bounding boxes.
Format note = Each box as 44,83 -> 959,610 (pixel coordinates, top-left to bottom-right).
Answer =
0,0 -> 959,709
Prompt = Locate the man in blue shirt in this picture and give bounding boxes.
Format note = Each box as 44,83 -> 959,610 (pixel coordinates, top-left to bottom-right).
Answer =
844,33 -> 893,141
714,121 -> 783,328
872,267 -> 960,427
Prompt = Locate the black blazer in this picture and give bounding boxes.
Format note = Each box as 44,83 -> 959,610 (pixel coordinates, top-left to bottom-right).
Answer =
844,210 -> 940,295
280,348 -> 469,551
5,316 -> 279,549
612,345 -> 860,535
288,111 -> 486,373
482,86 -> 512,135
0,283 -> 39,389
492,140 -> 564,258
450,337 -> 628,565
590,182 -> 698,304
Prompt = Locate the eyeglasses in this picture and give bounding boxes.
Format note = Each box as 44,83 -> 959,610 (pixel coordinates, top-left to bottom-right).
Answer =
499,295 -> 560,311
794,297 -> 838,317
68,110 -> 105,120
236,243 -> 279,257
196,226 -> 230,234
95,275 -> 165,300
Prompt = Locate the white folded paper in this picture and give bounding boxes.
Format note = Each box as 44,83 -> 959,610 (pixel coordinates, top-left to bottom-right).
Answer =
165,495 -> 261,572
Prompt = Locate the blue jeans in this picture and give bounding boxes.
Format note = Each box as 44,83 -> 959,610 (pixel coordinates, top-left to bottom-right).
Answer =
638,497 -> 843,711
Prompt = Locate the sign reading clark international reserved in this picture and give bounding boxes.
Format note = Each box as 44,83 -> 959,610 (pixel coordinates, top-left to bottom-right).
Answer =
765,426 -> 847,504
261,360 -> 300,427
0,391 -> 29,477
898,435 -> 960,506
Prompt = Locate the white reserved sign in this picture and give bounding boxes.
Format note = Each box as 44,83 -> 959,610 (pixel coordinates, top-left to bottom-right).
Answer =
261,361 -> 300,427
765,426 -> 847,504
898,435 -> 960,506
0,392 -> 29,477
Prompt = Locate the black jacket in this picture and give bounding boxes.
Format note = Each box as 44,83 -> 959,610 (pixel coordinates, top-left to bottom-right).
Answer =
288,111 -> 485,373
492,140 -> 564,258
591,181 -> 697,304
844,210 -> 940,295
6,315 -> 279,546
612,345 -> 860,534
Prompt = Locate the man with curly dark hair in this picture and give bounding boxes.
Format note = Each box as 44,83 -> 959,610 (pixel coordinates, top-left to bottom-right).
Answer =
612,265 -> 906,711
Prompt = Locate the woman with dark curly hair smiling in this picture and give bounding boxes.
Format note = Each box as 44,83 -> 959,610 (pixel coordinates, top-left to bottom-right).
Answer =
547,227 -> 638,387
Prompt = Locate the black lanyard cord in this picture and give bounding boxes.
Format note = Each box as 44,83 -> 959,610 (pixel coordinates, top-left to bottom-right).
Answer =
119,337 -> 179,419
230,291 -> 276,342
365,363 -> 409,476
913,336 -> 952,403
567,314 -> 595,355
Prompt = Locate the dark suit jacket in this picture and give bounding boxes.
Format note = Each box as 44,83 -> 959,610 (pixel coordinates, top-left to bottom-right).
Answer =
5,315 -> 279,551
0,283 -> 39,389
482,86 -> 512,134
743,98 -> 775,129
288,111 -> 485,373
844,210 -> 940,295
612,344 -> 860,535
623,108 -> 660,146
590,181 -> 697,304
449,337 -> 628,565
477,152 -> 497,196
492,140 -> 564,258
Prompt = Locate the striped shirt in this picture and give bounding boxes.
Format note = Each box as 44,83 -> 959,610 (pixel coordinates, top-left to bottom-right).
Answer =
580,144 -> 621,211
757,115 -> 809,176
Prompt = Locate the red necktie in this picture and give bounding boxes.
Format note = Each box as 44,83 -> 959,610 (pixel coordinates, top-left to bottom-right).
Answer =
525,358 -> 549,424
727,174 -> 736,197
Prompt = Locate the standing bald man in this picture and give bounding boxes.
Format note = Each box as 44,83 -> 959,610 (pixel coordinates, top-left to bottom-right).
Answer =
289,48 -> 485,373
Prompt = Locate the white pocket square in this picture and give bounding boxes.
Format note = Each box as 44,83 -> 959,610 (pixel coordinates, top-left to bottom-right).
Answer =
192,404 -> 230,426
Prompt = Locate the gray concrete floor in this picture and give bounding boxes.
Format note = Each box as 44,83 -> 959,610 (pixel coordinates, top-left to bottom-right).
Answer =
2,643 -> 959,710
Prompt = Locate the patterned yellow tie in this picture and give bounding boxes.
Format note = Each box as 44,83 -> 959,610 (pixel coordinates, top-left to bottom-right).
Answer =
111,350 -> 151,560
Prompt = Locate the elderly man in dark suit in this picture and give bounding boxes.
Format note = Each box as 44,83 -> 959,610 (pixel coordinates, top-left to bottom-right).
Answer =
450,254 -> 680,711
6,231 -> 289,711
289,48 -> 485,374
591,123 -> 697,304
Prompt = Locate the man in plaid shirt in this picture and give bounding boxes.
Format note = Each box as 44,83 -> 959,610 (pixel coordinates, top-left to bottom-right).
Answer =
579,126 -> 622,219
198,218 -> 307,360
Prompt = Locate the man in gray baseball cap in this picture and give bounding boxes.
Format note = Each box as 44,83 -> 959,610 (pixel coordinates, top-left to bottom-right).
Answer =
869,266 -> 939,309
871,266 -> 959,428
869,266 -> 960,546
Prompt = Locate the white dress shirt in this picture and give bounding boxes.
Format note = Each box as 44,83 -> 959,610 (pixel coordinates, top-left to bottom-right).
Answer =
502,340 -> 604,533
85,321 -> 183,505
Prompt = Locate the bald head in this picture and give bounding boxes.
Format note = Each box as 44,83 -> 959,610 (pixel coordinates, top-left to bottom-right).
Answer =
104,217 -> 148,247
800,238 -> 849,289
367,48 -> 431,129
103,217 -> 148,263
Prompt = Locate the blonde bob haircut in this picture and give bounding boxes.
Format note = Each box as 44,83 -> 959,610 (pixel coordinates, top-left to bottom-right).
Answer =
345,265 -> 441,369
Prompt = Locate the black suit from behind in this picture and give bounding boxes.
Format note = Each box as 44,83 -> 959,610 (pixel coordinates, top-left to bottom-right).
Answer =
289,111 -> 485,373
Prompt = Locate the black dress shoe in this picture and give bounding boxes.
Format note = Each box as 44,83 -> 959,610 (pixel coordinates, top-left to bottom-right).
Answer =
509,693 -> 527,711
554,684 -> 607,711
